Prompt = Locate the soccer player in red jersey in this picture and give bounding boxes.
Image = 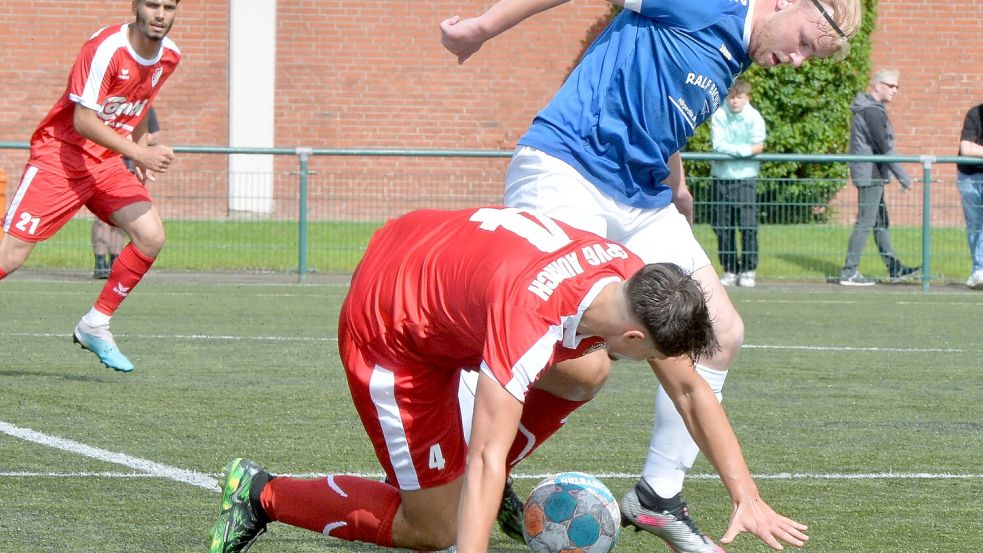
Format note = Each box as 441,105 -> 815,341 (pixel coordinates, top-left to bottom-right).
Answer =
210,207 -> 799,553
0,1 -> 182,372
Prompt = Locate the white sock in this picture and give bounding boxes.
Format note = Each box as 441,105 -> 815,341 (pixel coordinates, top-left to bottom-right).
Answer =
82,307 -> 111,328
642,363 -> 727,498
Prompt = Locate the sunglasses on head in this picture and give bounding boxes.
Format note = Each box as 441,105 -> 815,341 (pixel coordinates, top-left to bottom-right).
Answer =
809,0 -> 847,39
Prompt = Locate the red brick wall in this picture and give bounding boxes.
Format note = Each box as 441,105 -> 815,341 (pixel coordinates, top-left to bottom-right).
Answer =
1,1 -> 980,221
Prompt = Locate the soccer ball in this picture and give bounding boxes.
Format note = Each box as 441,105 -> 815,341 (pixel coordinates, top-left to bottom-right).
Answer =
522,472 -> 621,553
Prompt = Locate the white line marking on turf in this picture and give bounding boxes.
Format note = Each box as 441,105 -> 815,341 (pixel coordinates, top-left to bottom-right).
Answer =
3,420 -> 977,490
3,332 -> 334,342
742,344 -> 964,353
2,470 -> 980,481
0,421 -> 218,491
1,332 -> 972,353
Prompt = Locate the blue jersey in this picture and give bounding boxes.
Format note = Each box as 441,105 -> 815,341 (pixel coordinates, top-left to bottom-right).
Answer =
519,0 -> 753,209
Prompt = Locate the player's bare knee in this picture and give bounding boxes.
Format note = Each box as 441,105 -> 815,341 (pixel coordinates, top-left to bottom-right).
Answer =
0,237 -> 34,274
132,231 -> 166,258
713,309 -> 745,363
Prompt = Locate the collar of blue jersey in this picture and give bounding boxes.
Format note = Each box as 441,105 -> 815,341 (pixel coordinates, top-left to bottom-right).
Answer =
809,0 -> 847,39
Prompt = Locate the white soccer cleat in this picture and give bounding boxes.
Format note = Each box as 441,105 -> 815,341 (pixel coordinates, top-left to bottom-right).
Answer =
738,270 -> 756,287
719,272 -> 737,287
621,481 -> 723,553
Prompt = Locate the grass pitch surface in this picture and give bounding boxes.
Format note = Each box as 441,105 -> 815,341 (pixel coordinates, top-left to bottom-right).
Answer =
1,273 -> 981,552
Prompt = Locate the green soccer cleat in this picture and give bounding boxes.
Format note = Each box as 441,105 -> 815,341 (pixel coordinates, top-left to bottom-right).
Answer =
209,458 -> 271,553
497,477 -> 525,544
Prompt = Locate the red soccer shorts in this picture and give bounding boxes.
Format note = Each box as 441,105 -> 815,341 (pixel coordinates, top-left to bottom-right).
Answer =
2,161 -> 152,242
339,322 -> 469,491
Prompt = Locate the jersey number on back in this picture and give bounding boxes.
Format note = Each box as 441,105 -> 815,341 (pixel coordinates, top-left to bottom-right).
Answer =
469,207 -> 571,253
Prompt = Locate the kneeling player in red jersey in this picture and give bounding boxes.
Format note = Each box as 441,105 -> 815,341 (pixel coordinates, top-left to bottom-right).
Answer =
210,207 -> 803,553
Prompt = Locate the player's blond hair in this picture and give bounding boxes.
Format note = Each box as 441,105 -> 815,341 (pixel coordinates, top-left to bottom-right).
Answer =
821,0 -> 862,62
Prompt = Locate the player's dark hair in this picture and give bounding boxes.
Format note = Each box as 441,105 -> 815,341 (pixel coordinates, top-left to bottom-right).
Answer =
625,263 -> 718,360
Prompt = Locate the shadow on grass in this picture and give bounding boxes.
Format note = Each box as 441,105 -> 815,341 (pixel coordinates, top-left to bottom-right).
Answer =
0,370 -> 116,383
775,253 -> 841,278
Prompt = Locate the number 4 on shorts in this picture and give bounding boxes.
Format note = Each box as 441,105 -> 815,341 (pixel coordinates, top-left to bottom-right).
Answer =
428,443 -> 446,470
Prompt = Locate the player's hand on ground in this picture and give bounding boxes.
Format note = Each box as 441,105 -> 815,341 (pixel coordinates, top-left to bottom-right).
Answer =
720,496 -> 809,550
138,144 -> 175,174
440,15 -> 486,64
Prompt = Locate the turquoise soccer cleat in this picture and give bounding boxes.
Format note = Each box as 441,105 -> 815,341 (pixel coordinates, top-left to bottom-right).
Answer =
73,320 -> 135,372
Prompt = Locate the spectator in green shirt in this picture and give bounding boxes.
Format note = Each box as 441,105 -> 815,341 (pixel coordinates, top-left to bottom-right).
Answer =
710,79 -> 766,288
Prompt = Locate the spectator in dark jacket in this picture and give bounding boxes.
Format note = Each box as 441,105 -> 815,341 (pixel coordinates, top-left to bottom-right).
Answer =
957,103 -> 983,289
839,69 -> 920,286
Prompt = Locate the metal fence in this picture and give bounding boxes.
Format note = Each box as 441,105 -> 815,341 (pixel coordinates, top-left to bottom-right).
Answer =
1,142 -> 981,288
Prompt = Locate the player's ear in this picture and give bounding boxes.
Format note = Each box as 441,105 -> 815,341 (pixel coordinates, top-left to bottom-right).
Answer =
623,329 -> 646,343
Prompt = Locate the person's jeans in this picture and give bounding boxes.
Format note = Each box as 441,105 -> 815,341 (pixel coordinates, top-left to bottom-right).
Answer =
957,170 -> 983,273
842,183 -> 904,275
711,178 -> 759,273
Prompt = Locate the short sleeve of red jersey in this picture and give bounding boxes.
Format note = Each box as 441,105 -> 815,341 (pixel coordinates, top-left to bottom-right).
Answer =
480,300 -> 562,404
68,33 -> 113,112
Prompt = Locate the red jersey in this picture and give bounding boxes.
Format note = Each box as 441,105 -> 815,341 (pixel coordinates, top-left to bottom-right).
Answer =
341,207 -> 644,402
29,24 -> 181,177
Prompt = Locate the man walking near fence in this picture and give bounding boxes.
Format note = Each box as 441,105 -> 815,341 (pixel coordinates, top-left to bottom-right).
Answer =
839,69 -> 920,286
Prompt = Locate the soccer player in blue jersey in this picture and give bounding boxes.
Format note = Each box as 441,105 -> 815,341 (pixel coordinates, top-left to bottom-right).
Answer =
442,1 -> 861,551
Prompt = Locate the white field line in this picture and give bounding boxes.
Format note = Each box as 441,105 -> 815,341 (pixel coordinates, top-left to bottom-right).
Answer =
741,344 -> 964,353
3,332 -> 335,342
2,331 -> 972,353
0,421 -> 218,491
8,287 -> 983,304
3,421 -> 980,496
2,470 -> 981,482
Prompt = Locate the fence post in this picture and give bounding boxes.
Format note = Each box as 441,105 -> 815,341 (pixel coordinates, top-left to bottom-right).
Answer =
296,147 -> 312,283
920,156 -> 935,291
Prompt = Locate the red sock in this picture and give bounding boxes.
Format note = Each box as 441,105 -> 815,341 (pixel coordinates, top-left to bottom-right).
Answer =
94,243 -> 154,316
508,387 -> 587,467
261,475 -> 399,547
0,267 -> 7,280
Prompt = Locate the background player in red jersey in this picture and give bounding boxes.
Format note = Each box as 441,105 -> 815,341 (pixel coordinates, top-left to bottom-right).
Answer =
0,0 -> 181,372
209,207 -> 807,553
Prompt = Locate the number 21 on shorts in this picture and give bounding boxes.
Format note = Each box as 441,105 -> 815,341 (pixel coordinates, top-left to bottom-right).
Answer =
15,212 -> 41,235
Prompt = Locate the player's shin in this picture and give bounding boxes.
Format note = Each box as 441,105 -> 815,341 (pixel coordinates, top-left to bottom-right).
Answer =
643,364 -> 726,497
507,387 -> 588,466
261,475 -> 399,546
94,242 -> 155,316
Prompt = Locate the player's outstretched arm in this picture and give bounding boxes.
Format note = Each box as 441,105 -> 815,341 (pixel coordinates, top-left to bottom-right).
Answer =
456,372 -> 523,553
442,0 -> 624,64
648,353 -> 809,550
